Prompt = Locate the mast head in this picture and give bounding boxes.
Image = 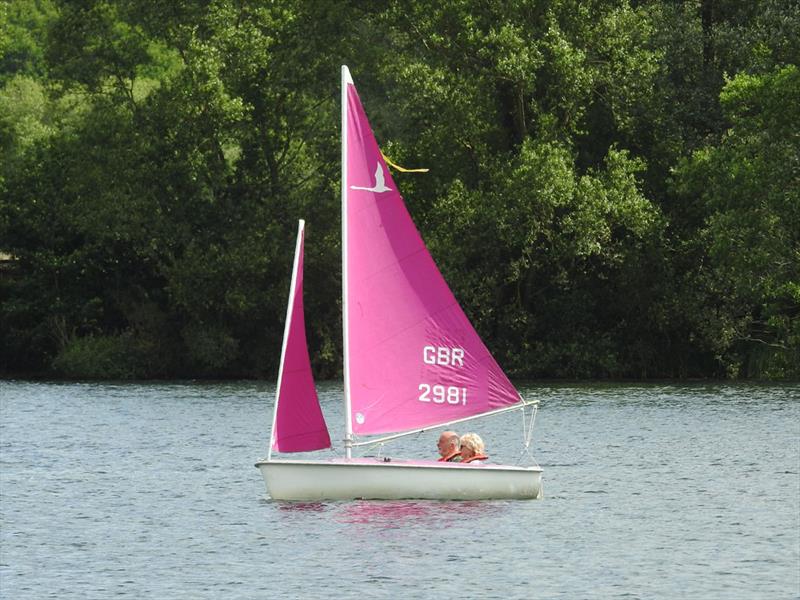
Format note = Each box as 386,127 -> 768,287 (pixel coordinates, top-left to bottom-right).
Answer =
342,65 -> 353,85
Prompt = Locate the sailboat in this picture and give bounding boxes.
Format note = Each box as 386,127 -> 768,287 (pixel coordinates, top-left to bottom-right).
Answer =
255,66 -> 543,501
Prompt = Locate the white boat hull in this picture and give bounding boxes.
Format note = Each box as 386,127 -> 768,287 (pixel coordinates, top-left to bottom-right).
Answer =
255,458 -> 543,501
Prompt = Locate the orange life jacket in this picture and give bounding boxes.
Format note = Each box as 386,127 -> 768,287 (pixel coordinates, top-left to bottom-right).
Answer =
438,450 -> 461,462
462,454 -> 489,464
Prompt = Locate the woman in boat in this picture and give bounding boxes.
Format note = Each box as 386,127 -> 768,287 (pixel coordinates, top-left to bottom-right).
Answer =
459,433 -> 489,464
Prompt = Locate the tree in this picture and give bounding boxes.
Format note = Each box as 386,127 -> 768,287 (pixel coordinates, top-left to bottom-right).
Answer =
675,65 -> 800,377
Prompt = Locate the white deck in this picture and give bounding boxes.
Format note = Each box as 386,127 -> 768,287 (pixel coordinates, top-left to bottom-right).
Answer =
255,457 -> 543,501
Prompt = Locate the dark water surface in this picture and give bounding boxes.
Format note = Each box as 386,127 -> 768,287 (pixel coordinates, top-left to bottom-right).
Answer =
1,381 -> 798,599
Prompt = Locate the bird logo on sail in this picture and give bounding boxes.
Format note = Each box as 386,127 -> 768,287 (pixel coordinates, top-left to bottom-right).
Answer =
350,163 -> 392,193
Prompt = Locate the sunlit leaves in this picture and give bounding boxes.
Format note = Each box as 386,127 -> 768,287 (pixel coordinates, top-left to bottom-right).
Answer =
1,0 -> 797,378
675,65 -> 800,376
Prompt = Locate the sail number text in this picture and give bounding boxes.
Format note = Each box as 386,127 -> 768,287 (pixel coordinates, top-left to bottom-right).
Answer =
423,345 -> 464,367
418,383 -> 467,405
419,345 -> 467,406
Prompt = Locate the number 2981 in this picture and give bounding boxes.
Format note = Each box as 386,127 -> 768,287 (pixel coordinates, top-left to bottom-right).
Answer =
418,384 -> 467,405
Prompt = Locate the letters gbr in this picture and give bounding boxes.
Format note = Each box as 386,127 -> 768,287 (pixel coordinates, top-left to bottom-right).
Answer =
418,345 -> 468,406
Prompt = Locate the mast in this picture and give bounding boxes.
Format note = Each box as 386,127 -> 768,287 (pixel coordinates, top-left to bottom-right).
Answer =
341,65 -> 353,459
268,219 -> 305,461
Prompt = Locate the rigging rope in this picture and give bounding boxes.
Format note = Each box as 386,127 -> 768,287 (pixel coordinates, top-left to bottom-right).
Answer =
517,403 -> 539,466
380,150 -> 429,173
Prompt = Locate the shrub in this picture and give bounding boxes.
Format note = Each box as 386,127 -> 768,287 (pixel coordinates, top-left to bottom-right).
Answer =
52,334 -> 139,379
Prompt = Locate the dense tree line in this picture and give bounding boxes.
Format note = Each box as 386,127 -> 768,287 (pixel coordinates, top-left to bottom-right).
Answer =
1,0 -> 797,380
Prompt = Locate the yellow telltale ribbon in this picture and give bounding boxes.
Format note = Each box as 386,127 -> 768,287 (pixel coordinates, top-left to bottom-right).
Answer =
381,150 -> 429,173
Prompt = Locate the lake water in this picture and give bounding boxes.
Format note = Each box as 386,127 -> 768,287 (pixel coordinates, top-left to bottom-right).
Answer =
1,380 -> 798,599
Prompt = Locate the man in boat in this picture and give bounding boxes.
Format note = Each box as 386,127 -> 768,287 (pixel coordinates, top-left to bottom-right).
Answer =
459,433 -> 489,464
436,430 -> 462,462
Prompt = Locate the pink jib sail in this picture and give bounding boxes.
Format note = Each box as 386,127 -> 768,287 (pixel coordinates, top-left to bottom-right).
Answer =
344,73 -> 521,436
271,220 -> 331,452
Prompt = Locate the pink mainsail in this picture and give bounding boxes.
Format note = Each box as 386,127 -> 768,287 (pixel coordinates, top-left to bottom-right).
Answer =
344,70 -> 521,436
271,220 -> 331,452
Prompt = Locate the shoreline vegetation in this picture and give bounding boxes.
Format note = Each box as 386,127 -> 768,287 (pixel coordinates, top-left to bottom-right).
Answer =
1,1 -> 798,381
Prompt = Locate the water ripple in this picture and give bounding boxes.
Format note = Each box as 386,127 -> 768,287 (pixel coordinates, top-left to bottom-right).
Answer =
1,380 -> 798,599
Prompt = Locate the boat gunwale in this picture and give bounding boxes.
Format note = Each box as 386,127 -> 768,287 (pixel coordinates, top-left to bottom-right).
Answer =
255,457 -> 542,473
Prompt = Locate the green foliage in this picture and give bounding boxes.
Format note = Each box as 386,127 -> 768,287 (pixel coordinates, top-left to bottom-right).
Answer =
674,65 -> 800,378
53,333 -> 141,379
0,76 -> 50,151
1,0 -> 798,380
181,321 -> 239,373
0,0 -> 58,83
427,138 -> 662,377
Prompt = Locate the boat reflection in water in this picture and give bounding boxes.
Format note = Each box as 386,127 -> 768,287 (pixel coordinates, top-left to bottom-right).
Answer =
335,500 -> 494,527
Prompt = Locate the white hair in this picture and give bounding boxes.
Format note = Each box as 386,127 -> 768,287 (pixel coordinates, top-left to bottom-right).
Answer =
459,432 -> 485,455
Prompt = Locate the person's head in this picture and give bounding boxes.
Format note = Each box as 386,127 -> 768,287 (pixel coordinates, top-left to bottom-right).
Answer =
437,430 -> 460,458
459,433 -> 485,460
